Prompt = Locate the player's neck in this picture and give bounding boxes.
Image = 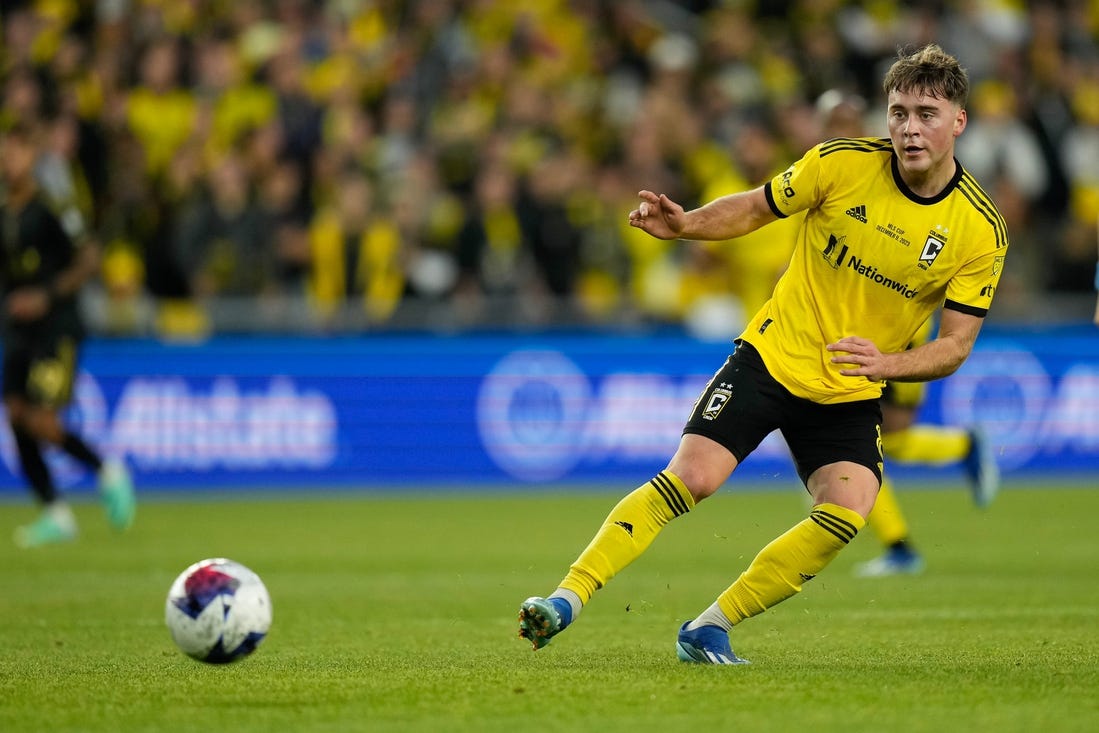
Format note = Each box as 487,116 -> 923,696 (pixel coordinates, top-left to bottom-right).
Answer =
898,158 -> 957,199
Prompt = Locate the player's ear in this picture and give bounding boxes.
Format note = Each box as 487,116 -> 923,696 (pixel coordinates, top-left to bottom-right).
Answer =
953,107 -> 967,138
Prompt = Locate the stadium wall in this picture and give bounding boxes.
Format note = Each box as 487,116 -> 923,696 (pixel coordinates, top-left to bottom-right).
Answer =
0,324 -> 1096,494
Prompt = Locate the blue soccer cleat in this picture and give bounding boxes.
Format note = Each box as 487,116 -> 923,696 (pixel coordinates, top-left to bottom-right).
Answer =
675,621 -> 750,665
963,425 -> 1000,509
518,596 -> 572,650
854,546 -> 926,578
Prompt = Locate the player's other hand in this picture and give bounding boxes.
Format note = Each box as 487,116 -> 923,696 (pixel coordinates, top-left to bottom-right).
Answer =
827,336 -> 888,381
628,190 -> 685,240
6,286 -> 50,321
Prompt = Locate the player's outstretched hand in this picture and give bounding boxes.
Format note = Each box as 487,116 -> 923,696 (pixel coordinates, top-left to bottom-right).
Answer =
628,190 -> 685,240
827,336 -> 888,381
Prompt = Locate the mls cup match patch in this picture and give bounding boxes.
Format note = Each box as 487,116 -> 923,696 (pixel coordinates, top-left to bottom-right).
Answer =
702,383 -> 733,421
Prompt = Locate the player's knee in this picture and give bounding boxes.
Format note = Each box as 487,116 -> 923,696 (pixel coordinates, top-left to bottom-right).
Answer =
663,463 -> 724,503
666,434 -> 738,502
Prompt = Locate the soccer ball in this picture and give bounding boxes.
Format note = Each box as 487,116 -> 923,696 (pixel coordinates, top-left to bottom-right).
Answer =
165,558 -> 272,663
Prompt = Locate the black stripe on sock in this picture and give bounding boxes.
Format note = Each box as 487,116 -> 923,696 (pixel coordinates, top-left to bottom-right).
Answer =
816,509 -> 859,537
650,474 -> 685,516
651,472 -> 689,516
810,510 -> 858,544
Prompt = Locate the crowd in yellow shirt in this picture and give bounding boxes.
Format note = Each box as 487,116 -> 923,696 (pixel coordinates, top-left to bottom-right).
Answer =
1,0 -> 1096,334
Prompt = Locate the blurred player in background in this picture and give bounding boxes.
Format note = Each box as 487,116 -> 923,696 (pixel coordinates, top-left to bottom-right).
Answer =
1094,218 -> 1098,327
0,122 -> 135,548
857,314 -> 998,576
815,90 -> 999,578
517,45 -> 1008,664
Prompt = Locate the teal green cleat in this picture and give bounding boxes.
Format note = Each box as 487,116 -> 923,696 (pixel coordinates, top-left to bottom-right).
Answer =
98,459 -> 136,531
518,596 -> 572,650
14,512 -> 77,548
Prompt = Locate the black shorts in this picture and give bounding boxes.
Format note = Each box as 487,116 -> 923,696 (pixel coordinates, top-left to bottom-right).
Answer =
683,341 -> 883,486
2,332 -> 80,408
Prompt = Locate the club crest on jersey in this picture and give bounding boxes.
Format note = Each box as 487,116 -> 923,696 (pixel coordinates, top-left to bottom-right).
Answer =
701,384 -> 733,421
918,233 -> 946,269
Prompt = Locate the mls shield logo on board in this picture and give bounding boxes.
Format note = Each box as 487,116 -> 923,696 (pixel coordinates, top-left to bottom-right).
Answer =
702,385 -> 733,421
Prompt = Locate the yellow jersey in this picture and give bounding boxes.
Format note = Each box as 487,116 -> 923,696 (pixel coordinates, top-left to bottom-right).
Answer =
740,137 -> 1008,404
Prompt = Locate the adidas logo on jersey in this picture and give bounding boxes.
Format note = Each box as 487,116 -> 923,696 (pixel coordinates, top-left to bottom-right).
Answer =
845,204 -> 867,223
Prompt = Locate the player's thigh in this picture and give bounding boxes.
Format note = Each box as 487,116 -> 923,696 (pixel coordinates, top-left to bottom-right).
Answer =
680,342 -> 783,495
781,396 -> 883,494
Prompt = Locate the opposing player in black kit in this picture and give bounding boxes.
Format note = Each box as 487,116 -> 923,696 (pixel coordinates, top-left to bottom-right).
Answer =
1,122 -> 135,547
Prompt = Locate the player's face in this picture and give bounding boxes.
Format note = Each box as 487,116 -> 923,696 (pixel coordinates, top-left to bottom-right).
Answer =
886,88 -> 966,187
0,134 -> 37,186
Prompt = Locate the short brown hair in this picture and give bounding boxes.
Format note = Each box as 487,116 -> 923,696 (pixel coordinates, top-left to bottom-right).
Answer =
883,44 -> 969,107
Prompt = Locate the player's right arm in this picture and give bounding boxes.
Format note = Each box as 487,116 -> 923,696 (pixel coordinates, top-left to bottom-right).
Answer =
628,186 -> 778,241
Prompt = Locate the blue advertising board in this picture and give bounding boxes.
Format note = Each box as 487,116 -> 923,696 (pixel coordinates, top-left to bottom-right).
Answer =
0,324 -> 1096,493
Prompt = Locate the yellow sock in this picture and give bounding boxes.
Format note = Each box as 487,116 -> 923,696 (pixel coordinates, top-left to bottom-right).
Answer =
558,471 -> 694,604
883,426 -> 969,465
717,503 -> 865,625
866,478 -> 909,547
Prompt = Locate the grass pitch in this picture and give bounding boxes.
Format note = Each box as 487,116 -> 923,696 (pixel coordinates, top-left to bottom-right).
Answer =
1,482 -> 1097,733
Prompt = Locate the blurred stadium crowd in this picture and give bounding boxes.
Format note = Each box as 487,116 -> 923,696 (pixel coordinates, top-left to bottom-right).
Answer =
2,0 -> 1098,335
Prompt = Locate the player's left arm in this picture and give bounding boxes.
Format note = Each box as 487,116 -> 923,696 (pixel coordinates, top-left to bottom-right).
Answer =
49,237 -> 100,302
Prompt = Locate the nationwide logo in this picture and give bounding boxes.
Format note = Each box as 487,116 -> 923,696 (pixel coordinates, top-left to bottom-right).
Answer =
847,256 -> 919,299
845,204 -> 867,223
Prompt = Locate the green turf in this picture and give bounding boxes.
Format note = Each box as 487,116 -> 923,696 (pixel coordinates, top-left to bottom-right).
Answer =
1,482 -> 1098,733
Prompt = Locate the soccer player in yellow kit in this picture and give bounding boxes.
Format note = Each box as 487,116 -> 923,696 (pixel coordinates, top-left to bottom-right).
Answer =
813,91 -> 1000,578
517,44 -> 1008,664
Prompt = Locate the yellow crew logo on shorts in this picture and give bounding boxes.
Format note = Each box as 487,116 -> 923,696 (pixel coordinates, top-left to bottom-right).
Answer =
29,359 -> 68,404
701,383 -> 733,421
